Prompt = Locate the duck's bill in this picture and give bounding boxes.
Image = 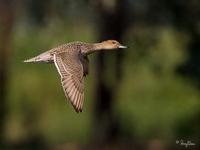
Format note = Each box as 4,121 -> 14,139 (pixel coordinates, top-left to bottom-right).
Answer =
118,45 -> 127,49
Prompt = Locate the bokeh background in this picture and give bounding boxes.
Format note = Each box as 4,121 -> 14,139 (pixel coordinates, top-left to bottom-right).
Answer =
0,0 -> 200,149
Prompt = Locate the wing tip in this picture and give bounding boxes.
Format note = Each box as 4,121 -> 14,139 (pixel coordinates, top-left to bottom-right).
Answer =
74,107 -> 82,113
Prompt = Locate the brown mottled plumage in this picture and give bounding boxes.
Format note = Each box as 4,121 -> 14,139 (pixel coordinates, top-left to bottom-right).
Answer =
24,40 -> 127,112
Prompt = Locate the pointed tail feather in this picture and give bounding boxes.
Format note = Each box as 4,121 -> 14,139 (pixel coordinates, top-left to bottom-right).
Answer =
24,52 -> 54,63
24,56 -> 41,63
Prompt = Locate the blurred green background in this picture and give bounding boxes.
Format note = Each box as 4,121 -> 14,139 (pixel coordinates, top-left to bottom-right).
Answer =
0,0 -> 199,149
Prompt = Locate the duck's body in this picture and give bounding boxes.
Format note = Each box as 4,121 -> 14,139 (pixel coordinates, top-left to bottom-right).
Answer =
24,41 -> 91,63
24,40 -> 127,112
24,41 -> 92,76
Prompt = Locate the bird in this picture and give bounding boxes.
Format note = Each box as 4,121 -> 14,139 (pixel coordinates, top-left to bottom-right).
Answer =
24,40 -> 127,112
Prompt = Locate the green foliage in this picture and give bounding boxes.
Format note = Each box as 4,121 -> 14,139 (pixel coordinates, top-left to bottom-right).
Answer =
116,27 -> 199,139
5,21 -> 200,145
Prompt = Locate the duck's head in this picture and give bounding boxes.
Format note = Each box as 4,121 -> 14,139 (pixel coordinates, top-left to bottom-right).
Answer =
100,40 -> 127,50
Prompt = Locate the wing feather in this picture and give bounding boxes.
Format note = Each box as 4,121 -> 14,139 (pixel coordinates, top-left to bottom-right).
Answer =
54,52 -> 84,112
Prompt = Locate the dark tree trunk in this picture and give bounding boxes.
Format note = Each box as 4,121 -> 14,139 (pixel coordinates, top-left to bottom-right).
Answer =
26,0 -> 51,26
0,0 -> 15,145
92,0 -> 131,147
167,0 -> 200,142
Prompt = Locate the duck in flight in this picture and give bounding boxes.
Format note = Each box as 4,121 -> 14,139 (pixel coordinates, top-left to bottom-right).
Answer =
24,40 -> 127,112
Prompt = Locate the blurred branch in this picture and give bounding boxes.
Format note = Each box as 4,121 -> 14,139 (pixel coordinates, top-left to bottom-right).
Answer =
0,0 -> 15,144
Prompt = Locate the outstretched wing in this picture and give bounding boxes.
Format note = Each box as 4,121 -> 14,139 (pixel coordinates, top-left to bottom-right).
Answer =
54,52 -> 84,112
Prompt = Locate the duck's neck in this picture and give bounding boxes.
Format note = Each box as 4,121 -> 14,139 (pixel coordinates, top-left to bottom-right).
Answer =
93,43 -> 104,51
82,43 -> 103,55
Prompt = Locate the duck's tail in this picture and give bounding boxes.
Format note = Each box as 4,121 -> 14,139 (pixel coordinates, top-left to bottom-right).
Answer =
24,52 -> 54,63
24,56 -> 41,63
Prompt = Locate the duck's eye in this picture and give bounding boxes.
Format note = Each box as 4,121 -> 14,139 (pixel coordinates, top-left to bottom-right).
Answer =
112,41 -> 116,44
